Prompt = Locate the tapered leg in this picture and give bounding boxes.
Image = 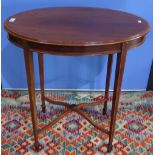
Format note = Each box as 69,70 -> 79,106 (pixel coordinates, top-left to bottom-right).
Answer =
107,43 -> 128,152
103,54 -> 113,115
38,53 -> 46,113
24,49 -> 39,150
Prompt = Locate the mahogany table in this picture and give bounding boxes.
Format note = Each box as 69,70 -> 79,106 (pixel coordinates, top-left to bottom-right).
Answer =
4,7 -> 149,152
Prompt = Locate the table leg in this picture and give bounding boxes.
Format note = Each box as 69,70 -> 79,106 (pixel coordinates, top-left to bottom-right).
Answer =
103,54 -> 113,115
107,43 -> 128,152
38,53 -> 46,113
24,49 -> 39,150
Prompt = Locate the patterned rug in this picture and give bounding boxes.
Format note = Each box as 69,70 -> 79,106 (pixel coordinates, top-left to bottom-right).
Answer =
1,90 -> 153,155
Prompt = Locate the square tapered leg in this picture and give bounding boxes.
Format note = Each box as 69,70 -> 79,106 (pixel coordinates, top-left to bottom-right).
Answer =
24,48 -> 39,150
38,53 -> 46,113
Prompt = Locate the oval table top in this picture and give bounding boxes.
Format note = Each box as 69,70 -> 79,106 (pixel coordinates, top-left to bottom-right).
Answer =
4,7 -> 150,47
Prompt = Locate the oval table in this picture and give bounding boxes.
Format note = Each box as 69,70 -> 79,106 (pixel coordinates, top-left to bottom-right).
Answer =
4,7 -> 150,152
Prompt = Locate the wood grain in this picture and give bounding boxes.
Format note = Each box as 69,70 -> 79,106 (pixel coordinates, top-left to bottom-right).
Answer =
5,7 -> 149,47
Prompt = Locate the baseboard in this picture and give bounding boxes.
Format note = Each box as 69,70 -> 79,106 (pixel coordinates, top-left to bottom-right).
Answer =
2,88 -> 146,91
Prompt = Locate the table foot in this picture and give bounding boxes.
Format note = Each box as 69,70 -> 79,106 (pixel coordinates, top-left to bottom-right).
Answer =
41,102 -> 46,113
34,142 -> 39,151
107,144 -> 113,152
42,106 -> 46,113
102,107 -> 107,115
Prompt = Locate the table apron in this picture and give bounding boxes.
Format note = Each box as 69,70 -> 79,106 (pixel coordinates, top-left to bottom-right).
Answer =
8,33 -> 145,56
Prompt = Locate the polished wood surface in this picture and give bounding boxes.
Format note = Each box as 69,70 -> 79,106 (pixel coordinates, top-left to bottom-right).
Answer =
108,43 -> 128,152
7,33 -> 146,55
38,53 -> 46,112
103,54 -> 114,115
4,7 -> 150,153
5,7 -> 149,56
23,46 -> 39,149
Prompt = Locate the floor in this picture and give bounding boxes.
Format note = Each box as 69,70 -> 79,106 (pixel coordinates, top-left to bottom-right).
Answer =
1,90 -> 153,155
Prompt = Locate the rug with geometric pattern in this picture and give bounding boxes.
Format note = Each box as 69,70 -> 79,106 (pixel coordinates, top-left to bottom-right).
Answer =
1,90 -> 153,155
